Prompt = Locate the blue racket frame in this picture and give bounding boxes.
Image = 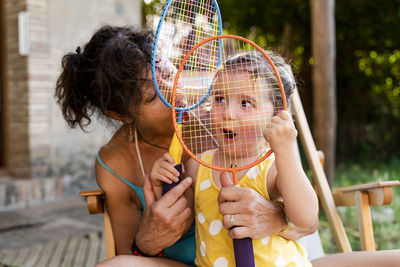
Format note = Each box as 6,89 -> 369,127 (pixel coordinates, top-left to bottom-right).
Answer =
151,0 -> 223,112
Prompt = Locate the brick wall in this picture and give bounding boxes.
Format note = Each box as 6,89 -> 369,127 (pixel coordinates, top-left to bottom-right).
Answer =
4,0 -> 52,178
5,0 -> 31,178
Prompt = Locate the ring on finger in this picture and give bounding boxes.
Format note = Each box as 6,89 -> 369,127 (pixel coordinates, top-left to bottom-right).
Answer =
230,214 -> 234,228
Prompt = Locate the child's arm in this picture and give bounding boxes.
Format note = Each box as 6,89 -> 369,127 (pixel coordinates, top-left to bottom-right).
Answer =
149,152 -> 181,200
264,110 -> 319,233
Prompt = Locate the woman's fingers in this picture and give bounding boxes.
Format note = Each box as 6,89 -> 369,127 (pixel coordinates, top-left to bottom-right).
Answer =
227,226 -> 252,239
217,184 -> 242,204
219,186 -> 258,213
152,195 -> 190,227
169,194 -> 188,215
219,200 -> 247,216
219,172 -> 233,187
221,213 -> 253,229
174,205 -> 192,224
159,177 -> 192,208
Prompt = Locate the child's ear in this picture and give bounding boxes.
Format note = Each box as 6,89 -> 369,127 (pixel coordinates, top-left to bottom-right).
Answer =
104,110 -> 134,123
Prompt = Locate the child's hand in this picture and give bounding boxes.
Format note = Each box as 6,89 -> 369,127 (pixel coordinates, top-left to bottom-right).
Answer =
150,153 -> 183,187
263,110 -> 297,154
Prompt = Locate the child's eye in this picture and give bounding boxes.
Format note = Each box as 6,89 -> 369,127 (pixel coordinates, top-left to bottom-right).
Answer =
215,96 -> 225,103
241,100 -> 254,108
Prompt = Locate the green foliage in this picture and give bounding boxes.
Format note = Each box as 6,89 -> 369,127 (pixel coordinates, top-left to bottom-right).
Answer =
335,0 -> 400,162
217,0 -> 311,81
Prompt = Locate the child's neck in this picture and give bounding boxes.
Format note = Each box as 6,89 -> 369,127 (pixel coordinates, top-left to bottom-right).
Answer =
213,150 -> 258,168
213,145 -> 266,168
211,148 -> 264,188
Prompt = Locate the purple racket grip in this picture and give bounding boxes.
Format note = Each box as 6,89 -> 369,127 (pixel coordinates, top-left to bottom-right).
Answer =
162,163 -> 183,195
233,238 -> 255,267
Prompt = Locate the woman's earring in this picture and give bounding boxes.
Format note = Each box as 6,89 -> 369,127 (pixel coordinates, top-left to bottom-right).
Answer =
128,124 -> 134,143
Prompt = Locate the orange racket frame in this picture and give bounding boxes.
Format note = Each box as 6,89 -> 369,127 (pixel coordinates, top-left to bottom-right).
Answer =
172,35 -> 287,185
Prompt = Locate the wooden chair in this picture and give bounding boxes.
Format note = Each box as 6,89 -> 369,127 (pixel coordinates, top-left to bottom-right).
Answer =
79,190 -> 116,258
291,89 -> 400,252
80,90 -> 400,258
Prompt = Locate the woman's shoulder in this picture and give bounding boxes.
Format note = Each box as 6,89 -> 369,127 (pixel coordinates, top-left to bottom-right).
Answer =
95,141 -> 145,210
98,141 -> 132,165
96,142 -> 140,189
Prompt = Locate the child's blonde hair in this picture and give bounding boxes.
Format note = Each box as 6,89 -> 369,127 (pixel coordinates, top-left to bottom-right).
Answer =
214,50 -> 296,111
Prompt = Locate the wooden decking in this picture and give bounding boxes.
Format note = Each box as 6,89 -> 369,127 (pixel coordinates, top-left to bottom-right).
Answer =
0,231 -> 106,267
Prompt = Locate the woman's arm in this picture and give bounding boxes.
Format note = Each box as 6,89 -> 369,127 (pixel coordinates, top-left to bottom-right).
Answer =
95,160 -> 143,255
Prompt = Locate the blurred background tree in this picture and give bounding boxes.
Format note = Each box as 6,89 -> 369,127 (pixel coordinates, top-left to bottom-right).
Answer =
144,0 -> 400,172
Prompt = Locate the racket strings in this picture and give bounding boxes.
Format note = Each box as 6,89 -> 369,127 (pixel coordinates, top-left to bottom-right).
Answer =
156,0 -> 221,104
175,37 -> 285,170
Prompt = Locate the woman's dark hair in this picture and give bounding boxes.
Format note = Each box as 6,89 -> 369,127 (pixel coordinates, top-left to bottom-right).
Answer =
55,25 -> 154,129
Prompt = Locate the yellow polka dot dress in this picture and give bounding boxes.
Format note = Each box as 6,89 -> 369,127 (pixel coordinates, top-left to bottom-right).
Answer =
194,150 -> 312,267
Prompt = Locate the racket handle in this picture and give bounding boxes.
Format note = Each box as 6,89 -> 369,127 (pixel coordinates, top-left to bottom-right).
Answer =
233,238 -> 255,267
162,163 -> 183,195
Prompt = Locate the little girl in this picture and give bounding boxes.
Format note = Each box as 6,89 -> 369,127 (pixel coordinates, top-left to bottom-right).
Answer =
150,51 -> 319,267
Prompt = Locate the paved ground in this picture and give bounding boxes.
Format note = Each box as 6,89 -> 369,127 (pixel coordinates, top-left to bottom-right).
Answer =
0,197 -> 106,266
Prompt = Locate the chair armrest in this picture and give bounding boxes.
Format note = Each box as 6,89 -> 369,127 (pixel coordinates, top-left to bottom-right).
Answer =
79,190 -> 105,214
333,181 -> 400,206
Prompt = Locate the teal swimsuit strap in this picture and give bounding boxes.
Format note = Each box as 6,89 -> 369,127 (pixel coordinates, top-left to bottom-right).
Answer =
96,152 -> 146,208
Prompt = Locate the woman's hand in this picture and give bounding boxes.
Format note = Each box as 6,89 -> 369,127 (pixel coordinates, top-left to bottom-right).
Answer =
134,175 -> 193,256
217,172 -> 286,239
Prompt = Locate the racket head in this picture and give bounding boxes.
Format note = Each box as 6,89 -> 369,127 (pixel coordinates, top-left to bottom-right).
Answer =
172,35 -> 287,177
151,0 -> 223,111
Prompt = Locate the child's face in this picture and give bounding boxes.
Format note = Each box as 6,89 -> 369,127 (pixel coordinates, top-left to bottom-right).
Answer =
211,70 -> 275,158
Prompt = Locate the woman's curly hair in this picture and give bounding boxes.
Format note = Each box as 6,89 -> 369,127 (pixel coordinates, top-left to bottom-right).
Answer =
55,25 -> 154,129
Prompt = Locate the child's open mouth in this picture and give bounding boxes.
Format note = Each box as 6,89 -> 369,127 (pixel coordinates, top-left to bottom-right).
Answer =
223,129 -> 237,140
